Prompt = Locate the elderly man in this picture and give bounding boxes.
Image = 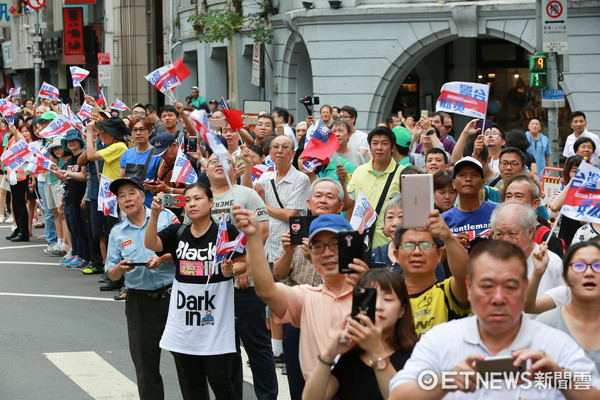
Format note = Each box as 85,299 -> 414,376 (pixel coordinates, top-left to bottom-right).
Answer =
490,202 -> 563,297
503,175 -> 564,257
104,176 -> 177,400
389,239 -> 600,399
233,206 -> 368,383
205,151 -> 277,400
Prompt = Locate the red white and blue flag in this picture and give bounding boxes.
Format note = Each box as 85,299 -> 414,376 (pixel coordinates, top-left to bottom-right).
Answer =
78,102 -> 93,119
110,99 -> 129,111
97,174 -> 118,218
38,114 -> 73,138
436,81 -> 490,120
8,87 -> 20,98
170,144 -> 198,185
219,98 -> 244,131
190,109 -> 230,175
561,161 -> 600,223
69,66 -> 90,88
0,138 -> 32,171
300,119 -> 340,172
96,90 -> 107,107
350,189 -> 377,234
145,56 -> 191,93
251,164 -> 269,183
38,82 -> 60,100
230,232 -> 247,254
27,149 -> 56,175
0,99 -> 20,117
62,104 -> 84,132
214,214 -> 236,265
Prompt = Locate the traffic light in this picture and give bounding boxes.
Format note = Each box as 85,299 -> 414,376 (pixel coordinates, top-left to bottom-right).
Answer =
529,52 -> 548,89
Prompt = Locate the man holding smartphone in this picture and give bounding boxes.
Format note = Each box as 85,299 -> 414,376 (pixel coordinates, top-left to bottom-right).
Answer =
390,240 -> 600,399
105,176 -> 178,400
232,206 -> 369,385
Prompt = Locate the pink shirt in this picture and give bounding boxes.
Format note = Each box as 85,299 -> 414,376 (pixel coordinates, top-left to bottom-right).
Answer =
274,283 -> 352,379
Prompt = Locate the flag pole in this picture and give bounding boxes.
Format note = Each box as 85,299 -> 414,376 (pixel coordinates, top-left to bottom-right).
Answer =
544,212 -> 561,246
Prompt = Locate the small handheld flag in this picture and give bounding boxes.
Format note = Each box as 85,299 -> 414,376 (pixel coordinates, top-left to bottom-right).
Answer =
110,99 -> 129,111
38,82 -> 60,100
69,66 -> 90,88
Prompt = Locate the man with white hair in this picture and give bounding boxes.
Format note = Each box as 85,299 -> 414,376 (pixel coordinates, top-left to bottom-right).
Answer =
490,202 -> 564,296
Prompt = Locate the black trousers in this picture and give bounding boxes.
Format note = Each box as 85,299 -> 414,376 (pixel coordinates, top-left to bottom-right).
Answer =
9,179 -> 28,237
125,289 -> 170,400
172,352 -> 236,400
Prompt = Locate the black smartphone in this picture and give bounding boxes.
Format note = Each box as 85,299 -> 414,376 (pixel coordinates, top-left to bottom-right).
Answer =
476,119 -> 493,131
188,136 -> 198,153
125,262 -> 148,267
289,215 -> 316,245
337,230 -> 365,274
352,286 -> 377,323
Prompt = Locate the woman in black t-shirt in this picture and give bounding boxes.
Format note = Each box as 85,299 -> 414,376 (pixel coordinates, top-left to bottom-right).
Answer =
145,182 -> 246,400
303,269 -> 418,400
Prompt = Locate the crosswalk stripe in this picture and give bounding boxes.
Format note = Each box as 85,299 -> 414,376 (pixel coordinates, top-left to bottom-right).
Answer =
0,261 -> 59,266
44,351 -> 139,399
0,292 -> 116,302
0,244 -> 47,250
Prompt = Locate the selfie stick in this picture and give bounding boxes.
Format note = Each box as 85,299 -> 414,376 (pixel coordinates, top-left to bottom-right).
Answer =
544,213 -> 561,246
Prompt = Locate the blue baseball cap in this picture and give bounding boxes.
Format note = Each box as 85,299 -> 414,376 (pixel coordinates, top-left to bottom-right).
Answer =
308,214 -> 353,244
150,132 -> 177,156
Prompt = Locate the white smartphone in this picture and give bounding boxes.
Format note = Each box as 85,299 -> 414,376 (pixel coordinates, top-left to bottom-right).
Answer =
401,174 -> 434,228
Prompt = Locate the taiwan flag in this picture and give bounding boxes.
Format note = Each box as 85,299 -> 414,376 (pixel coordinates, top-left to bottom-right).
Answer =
145,56 -> 191,93
96,90 -> 106,107
219,98 -> 244,131
300,119 -> 339,172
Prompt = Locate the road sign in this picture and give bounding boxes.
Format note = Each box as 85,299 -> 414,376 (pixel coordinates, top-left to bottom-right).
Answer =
541,89 -> 565,108
542,0 -> 567,53
251,43 -> 260,87
98,53 -> 111,87
27,0 -> 46,10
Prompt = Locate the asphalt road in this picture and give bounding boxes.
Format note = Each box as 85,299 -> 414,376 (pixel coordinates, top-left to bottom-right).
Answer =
0,222 -> 290,400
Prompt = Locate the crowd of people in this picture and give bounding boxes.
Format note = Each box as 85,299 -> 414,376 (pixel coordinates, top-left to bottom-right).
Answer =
1,92 -> 600,399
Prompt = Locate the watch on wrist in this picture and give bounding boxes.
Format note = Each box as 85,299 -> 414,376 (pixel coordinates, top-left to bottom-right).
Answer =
169,187 -> 174,194
370,356 -> 389,371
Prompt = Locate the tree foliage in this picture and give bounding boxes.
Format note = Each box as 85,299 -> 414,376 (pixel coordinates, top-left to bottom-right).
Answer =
188,1 -> 274,45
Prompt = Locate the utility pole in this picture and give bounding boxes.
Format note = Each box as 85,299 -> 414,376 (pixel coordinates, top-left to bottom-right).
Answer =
33,10 -> 42,100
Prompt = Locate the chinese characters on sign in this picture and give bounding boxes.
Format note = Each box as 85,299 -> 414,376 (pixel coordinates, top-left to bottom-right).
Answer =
63,7 -> 85,64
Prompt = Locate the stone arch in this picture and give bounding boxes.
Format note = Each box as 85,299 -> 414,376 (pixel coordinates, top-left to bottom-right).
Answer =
369,19 -> 538,128
277,29 -> 314,121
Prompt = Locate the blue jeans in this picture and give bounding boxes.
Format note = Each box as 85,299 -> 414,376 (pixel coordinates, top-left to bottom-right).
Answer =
231,287 -> 278,400
37,180 -> 57,245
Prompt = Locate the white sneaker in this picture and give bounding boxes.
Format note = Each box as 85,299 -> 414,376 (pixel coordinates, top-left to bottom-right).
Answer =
6,215 -> 13,223
0,215 -> 5,223
10,225 -> 16,232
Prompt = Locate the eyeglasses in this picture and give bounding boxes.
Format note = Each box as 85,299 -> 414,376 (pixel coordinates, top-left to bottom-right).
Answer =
444,125 -> 452,130
493,229 -> 524,240
483,131 -> 501,136
131,111 -> 146,116
499,161 -> 521,168
256,123 -> 272,128
272,144 -> 291,151
208,158 -> 234,166
340,114 -> 352,120
569,262 -> 600,273
310,239 -> 339,255
399,241 -> 435,252
131,128 -> 148,133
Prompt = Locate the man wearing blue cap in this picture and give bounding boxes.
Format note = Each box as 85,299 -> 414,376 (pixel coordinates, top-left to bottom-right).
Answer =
232,205 -> 369,383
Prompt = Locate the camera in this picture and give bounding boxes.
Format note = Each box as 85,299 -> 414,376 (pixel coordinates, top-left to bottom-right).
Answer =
299,95 -> 320,115
299,96 -> 319,106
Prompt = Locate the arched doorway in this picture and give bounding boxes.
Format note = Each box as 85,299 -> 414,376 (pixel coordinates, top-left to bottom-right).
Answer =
279,37 -> 314,123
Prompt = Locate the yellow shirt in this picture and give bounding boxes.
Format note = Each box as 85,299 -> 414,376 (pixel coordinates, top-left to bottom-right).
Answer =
347,158 -> 404,247
409,277 -> 471,336
98,142 -> 128,180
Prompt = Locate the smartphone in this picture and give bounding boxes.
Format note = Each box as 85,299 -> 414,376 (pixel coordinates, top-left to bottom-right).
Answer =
476,119 -> 493,131
276,125 -> 285,136
125,262 -> 149,267
91,108 -> 99,115
401,174 -> 434,228
337,230 -> 365,274
289,215 -> 316,245
475,355 -> 526,379
352,286 -> 377,323
242,116 -> 258,125
209,118 -> 226,129
370,262 -> 387,269
421,109 -> 429,119
188,136 -> 198,153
